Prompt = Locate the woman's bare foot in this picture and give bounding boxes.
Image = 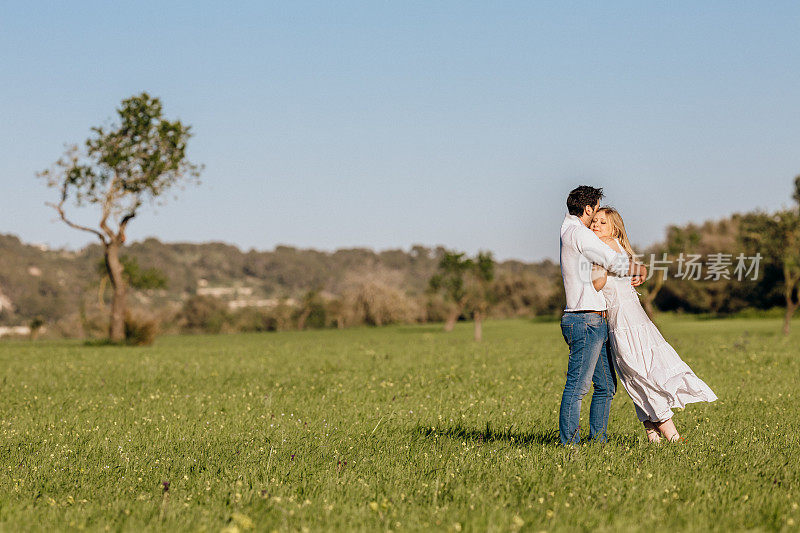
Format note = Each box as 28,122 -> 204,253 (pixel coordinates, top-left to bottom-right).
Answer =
643,420 -> 661,443
655,418 -> 680,441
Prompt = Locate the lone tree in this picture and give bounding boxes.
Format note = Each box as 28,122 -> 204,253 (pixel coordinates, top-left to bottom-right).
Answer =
429,251 -> 472,331
640,226 -> 701,320
429,250 -> 496,340
464,251 -> 495,342
39,93 -> 201,343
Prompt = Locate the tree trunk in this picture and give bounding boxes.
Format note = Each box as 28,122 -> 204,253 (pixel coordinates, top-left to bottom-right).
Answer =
98,276 -> 108,307
783,274 -> 799,336
105,242 -> 127,343
784,301 -> 797,336
642,276 -> 664,321
643,299 -> 655,321
444,307 -> 460,332
297,308 -> 310,331
474,310 -> 483,342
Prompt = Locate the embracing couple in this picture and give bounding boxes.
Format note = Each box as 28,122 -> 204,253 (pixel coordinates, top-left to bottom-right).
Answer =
558,185 -> 716,445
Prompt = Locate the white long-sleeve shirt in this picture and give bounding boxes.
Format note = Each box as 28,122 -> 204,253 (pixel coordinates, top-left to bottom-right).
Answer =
560,214 -> 630,311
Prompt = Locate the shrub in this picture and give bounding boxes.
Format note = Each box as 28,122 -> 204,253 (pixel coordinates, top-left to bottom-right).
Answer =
423,294 -> 454,323
180,295 -> 229,334
342,281 -> 423,326
295,290 -> 328,329
29,317 -> 45,340
230,307 -> 278,332
124,311 -> 159,346
269,299 -> 296,331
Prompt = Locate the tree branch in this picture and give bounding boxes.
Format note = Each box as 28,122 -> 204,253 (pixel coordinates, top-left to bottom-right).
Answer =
99,173 -> 121,242
46,200 -> 107,245
46,179 -> 108,244
789,272 -> 800,307
117,208 -> 138,244
783,264 -> 800,306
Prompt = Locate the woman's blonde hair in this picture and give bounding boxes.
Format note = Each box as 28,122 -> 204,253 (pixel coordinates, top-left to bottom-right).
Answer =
598,206 -> 636,260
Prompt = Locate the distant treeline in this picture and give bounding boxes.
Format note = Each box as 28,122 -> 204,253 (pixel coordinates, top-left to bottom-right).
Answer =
0,209 -> 789,339
0,236 -> 562,338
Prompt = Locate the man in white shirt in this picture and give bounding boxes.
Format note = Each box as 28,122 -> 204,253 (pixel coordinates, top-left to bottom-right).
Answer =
558,185 -> 647,445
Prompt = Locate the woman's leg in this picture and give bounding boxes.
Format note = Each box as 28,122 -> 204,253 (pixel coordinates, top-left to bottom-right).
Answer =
655,417 -> 681,441
643,420 -> 661,442
633,405 -> 660,443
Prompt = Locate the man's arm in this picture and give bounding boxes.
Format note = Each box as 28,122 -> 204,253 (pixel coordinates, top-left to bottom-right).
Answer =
591,264 -> 608,291
573,227 -> 629,276
573,228 -> 647,286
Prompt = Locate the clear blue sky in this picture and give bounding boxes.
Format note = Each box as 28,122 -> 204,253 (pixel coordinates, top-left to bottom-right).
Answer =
2,2 -> 799,261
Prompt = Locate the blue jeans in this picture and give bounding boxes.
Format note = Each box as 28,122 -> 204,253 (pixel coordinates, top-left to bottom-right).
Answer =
558,312 -> 617,445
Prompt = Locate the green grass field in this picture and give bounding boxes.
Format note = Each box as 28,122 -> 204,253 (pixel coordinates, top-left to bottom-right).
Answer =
1,316 -> 798,532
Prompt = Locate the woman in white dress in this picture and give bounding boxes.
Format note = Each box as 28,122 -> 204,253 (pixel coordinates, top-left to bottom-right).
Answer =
590,207 -> 717,443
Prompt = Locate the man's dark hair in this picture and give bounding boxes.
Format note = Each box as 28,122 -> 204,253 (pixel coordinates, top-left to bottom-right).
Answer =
566,185 -> 604,216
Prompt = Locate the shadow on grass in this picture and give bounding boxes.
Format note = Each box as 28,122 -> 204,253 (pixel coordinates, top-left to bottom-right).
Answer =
394,325 -> 449,334
414,422 -> 560,447
83,338 -> 121,347
414,422 -> 640,448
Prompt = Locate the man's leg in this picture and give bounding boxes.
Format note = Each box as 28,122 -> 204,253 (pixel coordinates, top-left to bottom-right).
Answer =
559,314 -> 605,445
588,326 -> 617,442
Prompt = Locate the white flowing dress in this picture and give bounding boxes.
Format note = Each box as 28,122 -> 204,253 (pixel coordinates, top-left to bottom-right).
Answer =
601,239 -> 717,422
